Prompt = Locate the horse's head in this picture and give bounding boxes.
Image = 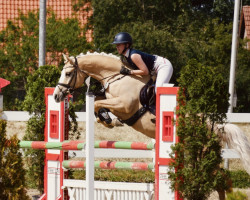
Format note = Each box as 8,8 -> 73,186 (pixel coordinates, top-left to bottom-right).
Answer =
53,54 -> 87,102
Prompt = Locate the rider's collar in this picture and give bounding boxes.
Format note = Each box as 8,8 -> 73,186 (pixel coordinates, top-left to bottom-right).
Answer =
124,48 -> 130,58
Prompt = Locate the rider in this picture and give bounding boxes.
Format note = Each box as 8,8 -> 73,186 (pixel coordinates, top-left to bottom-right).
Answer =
112,32 -> 173,90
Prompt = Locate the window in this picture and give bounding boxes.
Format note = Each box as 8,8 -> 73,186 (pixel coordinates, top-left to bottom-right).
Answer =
50,110 -> 59,138
162,112 -> 174,142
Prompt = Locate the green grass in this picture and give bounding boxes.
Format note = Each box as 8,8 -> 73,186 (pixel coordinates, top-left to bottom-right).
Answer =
70,169 -> 250,188
71,169 -> 155,183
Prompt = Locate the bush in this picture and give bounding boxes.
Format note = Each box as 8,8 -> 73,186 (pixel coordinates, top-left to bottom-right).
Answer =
230,170 -> 250,188
72,169 -> 155,183
22,65 -> 80,192
0,10 -> 93,110
0,119 -> 30,200
226,191 -> 247,200
168,59 -> 229,200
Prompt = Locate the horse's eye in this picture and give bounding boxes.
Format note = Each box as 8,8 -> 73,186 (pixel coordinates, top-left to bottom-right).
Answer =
66,72 -> 71,77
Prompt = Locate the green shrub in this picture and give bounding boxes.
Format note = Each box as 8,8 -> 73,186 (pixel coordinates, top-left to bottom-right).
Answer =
0,119 -> 30,200
22,65 -> 80,192
0,10 -> 93,110
168,59 -> 229,200
230,170 -> 250,188
72,169 -> 155,183
226,191 -> 247,200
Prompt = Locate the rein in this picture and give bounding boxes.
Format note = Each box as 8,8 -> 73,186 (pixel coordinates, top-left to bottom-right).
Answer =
99,73 -> 120,82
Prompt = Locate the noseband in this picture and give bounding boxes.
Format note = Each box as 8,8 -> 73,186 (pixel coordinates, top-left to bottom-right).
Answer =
57,57 -> 88,95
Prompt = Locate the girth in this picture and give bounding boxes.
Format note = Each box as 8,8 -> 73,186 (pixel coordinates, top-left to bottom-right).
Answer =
120,107 -> 148,126
120,79 -> 156,126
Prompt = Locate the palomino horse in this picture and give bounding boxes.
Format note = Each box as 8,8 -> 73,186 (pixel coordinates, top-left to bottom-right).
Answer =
54,52 -> 156,138
53,52 -> 250,177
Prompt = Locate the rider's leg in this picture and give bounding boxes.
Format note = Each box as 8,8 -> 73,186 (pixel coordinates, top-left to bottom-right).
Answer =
154,57 -> 173,90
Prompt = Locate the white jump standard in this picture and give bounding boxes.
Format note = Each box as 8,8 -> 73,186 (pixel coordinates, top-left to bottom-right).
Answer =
19,86 -> 180,200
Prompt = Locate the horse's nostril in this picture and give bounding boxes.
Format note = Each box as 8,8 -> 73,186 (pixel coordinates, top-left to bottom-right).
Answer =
54,94 -> 58,100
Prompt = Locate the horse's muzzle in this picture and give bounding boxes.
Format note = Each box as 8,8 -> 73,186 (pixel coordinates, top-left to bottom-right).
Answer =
53,93 -> 60,103
53,86 -> 68,103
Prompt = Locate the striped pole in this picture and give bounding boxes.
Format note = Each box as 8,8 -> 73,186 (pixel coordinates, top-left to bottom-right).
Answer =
19,141 -> 85,150
63,160 -> 154,170
19,141 -> 154,150
96,141 -> 154,150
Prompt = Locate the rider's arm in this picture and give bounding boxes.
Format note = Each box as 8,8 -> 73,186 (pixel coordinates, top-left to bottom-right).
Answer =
130,54 -> 149,75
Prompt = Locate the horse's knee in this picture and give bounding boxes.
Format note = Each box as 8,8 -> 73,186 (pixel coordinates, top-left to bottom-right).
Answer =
94,101 -> 100,112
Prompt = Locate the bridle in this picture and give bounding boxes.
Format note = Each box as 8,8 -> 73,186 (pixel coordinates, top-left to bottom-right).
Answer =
57,57 -> 88,95
57,56 -> 127,95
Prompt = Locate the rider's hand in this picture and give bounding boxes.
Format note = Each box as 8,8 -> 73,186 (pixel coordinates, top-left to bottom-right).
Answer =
120,66 -> 131,75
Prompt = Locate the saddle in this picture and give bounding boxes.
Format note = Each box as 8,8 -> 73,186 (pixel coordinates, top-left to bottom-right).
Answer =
120,78 -> 156,126
139,78 -> 156,115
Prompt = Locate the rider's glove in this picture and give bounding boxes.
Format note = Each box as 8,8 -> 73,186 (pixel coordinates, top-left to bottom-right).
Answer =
120,66 -> 131,75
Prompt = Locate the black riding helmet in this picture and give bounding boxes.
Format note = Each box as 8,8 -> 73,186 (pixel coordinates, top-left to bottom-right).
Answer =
112,32 -> 132,45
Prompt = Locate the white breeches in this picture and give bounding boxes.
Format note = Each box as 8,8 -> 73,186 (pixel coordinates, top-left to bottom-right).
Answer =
153,56 -> 173,89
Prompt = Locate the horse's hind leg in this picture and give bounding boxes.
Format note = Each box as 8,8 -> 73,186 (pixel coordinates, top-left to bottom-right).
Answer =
95,107 -> 123,128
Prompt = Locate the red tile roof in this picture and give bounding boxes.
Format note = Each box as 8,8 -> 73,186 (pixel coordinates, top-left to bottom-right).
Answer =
0,0 -> 93,41
240,6 -> 250,39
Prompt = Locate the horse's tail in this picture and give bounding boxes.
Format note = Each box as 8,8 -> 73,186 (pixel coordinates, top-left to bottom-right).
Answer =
216,123 -> 250,175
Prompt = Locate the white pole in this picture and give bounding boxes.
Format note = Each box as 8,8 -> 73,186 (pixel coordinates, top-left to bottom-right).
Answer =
0,95 -> 3,110
228,0 -> 240,113
85,92 -> 95,200
225,0 -> 240,169
39,0 -> 46,67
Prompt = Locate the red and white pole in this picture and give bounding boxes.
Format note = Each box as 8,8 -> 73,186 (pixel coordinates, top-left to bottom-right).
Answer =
155,86 -> 181,200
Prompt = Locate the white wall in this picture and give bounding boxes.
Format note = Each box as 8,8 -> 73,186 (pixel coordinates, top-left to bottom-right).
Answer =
1,111 -> 250,123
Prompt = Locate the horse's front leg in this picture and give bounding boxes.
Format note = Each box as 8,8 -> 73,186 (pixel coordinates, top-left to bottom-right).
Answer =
94,97 -> 133,128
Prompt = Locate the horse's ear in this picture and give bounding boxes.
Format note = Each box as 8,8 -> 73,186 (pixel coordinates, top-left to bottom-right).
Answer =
62,53 -> 74,65
62,53 -> 67,62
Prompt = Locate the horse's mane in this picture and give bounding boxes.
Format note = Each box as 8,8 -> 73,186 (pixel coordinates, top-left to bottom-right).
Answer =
72,51 -> 120,61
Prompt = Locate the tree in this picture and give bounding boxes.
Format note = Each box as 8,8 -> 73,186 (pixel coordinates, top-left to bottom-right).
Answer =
82,0 -> 249,111
1,0 -> 249,111
22,65 -> 80,192
0,10 -> 93,110
0,119 -> 30,200
168,59 -> 230,199
235,39 -> 250,112
0,12 -> 39,110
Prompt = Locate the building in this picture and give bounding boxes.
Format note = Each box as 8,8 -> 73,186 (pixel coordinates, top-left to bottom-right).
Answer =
0,0 -> 92,41
0,0 -> 93,65
239,5 -> 250,49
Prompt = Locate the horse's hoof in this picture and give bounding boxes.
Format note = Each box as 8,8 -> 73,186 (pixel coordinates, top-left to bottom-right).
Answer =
96,117 -> 101,123
96,117 -> 113,128
103,122 -> 114,128
111,118 -> 124,127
